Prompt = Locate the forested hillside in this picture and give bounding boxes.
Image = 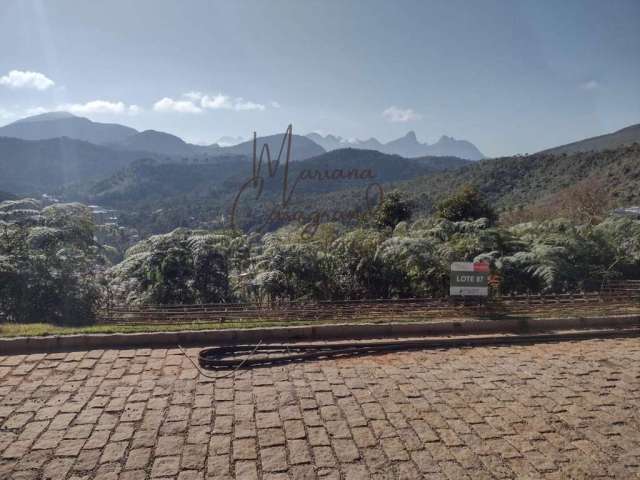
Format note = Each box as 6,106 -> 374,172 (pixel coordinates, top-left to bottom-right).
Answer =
0,136 -> 163,194
403,143 -> 640,215
62,148 -> 466,234
245,144 -> 640,228
55,143 -> 640,236
539,123 -> 640,155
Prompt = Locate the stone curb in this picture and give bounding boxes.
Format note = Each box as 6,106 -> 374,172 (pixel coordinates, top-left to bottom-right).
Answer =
1,314 -> 639,355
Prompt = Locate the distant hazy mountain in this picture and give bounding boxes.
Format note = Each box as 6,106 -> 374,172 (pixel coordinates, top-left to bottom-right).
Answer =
307,131 -> 485,160
111,131 -> 321,160
306,133 -> 383,152
0,136 -> 160,194
112,130 -> 197,156
223,133 -> 325,162
0,112 -> 138,144
0,112 -> 328,162
539,123 -> 640,155
422,135 -> 485,160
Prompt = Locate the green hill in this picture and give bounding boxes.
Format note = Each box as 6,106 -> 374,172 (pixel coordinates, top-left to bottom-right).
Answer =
0,136 -> 162,194
68,148 -> 455,206
62,148 -> 464,234
539,124 -> 640,155
403,143 -> 640,213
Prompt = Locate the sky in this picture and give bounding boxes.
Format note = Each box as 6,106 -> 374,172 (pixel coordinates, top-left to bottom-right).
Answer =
0,0 -> 639,157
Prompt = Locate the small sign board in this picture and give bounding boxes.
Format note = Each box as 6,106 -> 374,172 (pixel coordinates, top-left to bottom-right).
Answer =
450,262 -> 489,296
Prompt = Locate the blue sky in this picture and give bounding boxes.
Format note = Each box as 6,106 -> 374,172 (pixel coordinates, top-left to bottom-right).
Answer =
0,0 -> 638,156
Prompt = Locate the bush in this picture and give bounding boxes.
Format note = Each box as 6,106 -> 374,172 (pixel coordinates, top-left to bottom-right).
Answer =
436,185 -> 496,224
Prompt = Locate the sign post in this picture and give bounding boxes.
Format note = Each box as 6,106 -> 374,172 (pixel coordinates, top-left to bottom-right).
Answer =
450,262 -> 489,296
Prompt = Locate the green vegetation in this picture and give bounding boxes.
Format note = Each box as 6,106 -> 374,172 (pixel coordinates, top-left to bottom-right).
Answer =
540,123 -> 640,156
0,199 -> 106,324
436,184 -> 497,223
57,144 -> 640,237
404,144 -> 640,219
2,143 -> 640,329
3,194 -> 638,329
375,191 -> 413,229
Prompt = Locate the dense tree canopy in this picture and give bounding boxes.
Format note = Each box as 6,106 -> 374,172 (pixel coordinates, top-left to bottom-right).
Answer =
374,191 -> 413,230
436,184 -> 497,223
0,199 -> 104,324
1,194 -> 639,324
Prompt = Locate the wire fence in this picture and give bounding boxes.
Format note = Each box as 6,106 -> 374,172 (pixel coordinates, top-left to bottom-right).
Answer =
98,280 -> 640,326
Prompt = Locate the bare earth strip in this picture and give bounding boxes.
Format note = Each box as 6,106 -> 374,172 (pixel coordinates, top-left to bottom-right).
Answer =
0,338 -> 639,479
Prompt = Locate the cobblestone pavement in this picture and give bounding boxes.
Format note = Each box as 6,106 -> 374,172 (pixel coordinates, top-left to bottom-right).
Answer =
1,337 -> 639,480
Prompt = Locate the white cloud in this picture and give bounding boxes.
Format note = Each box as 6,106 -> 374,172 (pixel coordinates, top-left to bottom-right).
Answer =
153,97 -> 202,114
382,106 -> 422,123
234,99 -> 266,111
25,106 -> 49,116
161,92 -> 267,112
270,101 -> 281,109
0,70 -> 55,90
59,100 -> 140,116
0,108 -> 16,120
200,94 -> 233,110
580,80 -> 600,91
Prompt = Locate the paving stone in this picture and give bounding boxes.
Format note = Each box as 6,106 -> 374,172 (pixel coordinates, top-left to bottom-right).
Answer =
42,457 -> 74,480
256,412 -> 281,429
283,419 -> 305,439
258,428 -> 285,447
177,471 -> 204,480
261,445 -> 288,472
181,443 -> 207,469
1,339 -> 639,480
100,442 -> 127,463
124,447 -> 151,470
332,439 -> 360,462
313,446 -> 336,468
289,464 -> 317,480
55,438 -> 86,456
232,438 -> 257,460
308,426 -> 330,446
235,460 -> 258,480
156,435 -> 184,456
288,439 -> 312,464
151,455 -> 180,477
17,449 -> 51,469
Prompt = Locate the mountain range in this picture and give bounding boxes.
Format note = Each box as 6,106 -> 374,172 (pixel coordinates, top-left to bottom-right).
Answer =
62,142 -> 640,236
1,111 -> 639,204
0,112 -> 486,162
0,112 -> 323,161
307,131 -> 485,160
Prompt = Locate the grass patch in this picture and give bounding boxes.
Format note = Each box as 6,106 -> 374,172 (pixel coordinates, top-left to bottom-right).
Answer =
0,320 -> 310,337
1,303 -> 638,338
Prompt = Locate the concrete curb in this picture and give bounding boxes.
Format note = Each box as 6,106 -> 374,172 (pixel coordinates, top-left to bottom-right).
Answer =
1,314 -> 639,355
